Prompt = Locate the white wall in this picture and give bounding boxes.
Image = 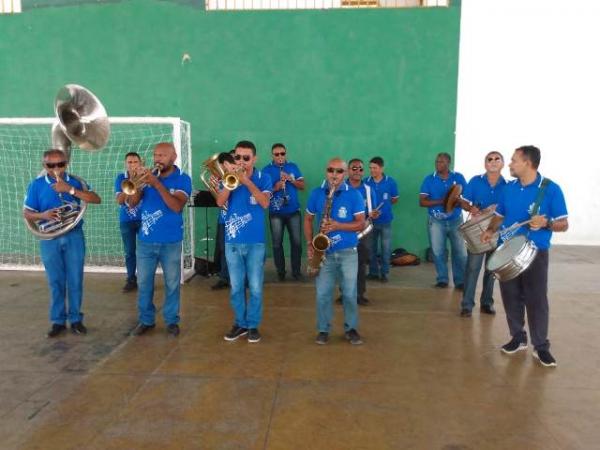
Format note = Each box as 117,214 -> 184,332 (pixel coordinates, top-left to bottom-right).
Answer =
455,0 -> 600,245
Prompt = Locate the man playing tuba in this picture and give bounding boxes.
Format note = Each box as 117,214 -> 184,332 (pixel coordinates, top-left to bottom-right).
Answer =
23,149 -> 101,337
304,157 -> 366,345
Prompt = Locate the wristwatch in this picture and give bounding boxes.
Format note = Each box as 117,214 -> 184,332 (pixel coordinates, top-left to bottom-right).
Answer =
546,218 -> 554,230
69,186 -> 76,196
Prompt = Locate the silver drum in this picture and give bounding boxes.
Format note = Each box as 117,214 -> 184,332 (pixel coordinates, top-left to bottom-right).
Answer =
486,235 -> 538,282
458,210 -> 498,254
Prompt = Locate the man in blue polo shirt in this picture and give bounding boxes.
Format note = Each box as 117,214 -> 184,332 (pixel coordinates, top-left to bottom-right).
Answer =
23,149 -> 102,337
419,152 -> 468,289
262,143 -> 305,282
365,156 -> 399,283
459,151 -> 507,317
114,152 -> 143,293
217,140 -> 272,344
128,142 -> 192,337
304,157 -> 366,345
482,145 -> 568,368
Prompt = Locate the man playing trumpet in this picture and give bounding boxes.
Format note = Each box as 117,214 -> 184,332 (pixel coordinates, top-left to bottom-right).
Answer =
304,158 -> 366,345
23,149 -> 101,337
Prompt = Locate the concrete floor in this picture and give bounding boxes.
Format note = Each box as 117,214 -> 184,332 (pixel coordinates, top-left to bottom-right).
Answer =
0,245 -> 599,450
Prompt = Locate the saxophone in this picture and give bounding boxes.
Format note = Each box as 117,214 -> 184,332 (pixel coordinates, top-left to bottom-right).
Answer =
307,182 -> 337,276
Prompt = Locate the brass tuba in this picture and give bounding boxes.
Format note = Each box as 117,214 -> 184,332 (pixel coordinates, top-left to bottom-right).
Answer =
200,153 -> 240,202
24,85 -> 109,239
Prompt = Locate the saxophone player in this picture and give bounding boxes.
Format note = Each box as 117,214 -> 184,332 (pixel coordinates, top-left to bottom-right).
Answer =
304,158 -> 366,345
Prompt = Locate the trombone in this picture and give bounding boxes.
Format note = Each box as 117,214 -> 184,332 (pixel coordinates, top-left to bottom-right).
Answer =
121,163 -> 162,196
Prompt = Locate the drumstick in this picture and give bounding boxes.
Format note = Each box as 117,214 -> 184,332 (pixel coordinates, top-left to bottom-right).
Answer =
502,219 -> 533,235
373,202 -> 384,212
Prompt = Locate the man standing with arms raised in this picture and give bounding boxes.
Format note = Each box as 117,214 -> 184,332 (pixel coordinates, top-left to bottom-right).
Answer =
129,142 -> 192,337
459,151 -> 507,317
218,141 -> 272,344
262,143 -> 305,282
482,145 -> 568,367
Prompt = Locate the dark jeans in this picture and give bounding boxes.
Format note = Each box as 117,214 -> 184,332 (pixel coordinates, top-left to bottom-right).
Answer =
269,211 -> 302,277
499,250 -> 550,351
120,220 -> 141,282
357,234 -> 371,299
214,222 -> 229,281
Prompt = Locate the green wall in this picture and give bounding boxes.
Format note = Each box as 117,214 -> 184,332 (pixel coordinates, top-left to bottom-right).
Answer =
0,1 -> 461,259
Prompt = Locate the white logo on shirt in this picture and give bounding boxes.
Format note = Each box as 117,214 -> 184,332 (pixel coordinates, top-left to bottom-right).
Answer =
169,188 -> 175,195
141,210 -> 164,236
337,207 -> 348,219
249,196 -> 257,205
225,212 -> 253,239
383,193 -> 389,200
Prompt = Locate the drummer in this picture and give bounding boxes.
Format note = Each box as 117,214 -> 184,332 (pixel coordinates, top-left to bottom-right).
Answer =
482,145 -> 568,368
458,151 -> 507,317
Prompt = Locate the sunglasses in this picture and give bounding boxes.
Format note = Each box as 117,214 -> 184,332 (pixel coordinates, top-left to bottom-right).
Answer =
487,157 -> 502,162
234,154 -> 252,162
327,167 -> 345,174
350,166 -> 364,172
273,151 -> 286,157
45,161 -> 67,169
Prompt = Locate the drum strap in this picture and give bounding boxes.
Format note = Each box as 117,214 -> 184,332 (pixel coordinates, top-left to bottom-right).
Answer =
530,177 -> 551,217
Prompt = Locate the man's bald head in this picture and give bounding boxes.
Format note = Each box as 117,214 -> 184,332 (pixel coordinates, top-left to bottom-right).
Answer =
153,142 -> 177,171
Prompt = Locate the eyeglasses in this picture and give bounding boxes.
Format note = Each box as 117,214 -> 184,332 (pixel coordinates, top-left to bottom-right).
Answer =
273,151 -> 286,157
45,161 -> 67,169
350,166 -> 364,172
487,157 -> 502,162
234,154 -> 252,162
327,167 -> 345,174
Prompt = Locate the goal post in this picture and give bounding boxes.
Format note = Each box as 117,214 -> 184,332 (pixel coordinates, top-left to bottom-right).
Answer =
0,117 -> 195,283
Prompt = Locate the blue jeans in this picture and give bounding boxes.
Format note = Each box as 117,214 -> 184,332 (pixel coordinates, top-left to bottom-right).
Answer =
137,240 -> 182,326
428,216 -> 467,285
120,220 -> 141,281
225,243 -> 265,329
369,222 -> 392,277
39,227 -> 86,325
316,248 -> 359,333
269,211 -> 302,277
461,250 -> 495,311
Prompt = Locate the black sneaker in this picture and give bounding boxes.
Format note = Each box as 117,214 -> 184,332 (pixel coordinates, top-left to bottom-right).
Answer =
247,328 -> 261,343
277,272 -> 286,282
130,323 -> 155,336
357,297 -> 370,306
167,324 -> 180,337
211,279 -> 229,290
460,309 -> 472,318
47,323 -> 67,338
315,332 -> 329,345
335,296 -> 343,305
435,282 -> 449,288
366,274 -> 379,281
345,329 -> 363,345
481,304 -> 496,315
292,273 -> 305,282
380,275 -> 388,283
224,325 -> 248,341
533,349 -> 557,368
455,283 -> 464,290
501,337 -> 528,354
71,322 -> 88,335
122,279 -> 138,293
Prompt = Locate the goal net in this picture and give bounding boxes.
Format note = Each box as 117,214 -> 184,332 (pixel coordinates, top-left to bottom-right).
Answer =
0,117 -> 195,282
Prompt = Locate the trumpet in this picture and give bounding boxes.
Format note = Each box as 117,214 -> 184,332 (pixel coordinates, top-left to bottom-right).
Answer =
121,163 -> 162,196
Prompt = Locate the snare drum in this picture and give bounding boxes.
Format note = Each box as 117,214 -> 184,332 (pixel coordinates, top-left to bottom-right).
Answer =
486,235 -> 538,282
458,209 -> 498,254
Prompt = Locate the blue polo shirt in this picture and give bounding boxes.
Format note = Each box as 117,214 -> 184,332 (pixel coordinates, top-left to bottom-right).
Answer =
462,174 -> 507,210
306,181 -> 365,253
24,173 -> 86,232
348,180 -> 378,218
218,207 -> 227,225
364,175 -> 398,224
224,169 -> 272,244
138,166 -> 192,243
420,171 -> 468,221
262,161 -> 303,215
495,173 -> 568,250
114,172 -> 142,223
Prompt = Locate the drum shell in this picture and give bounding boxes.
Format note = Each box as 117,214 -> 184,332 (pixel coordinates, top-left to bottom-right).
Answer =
486,235 -> 538,282
458,211 -> 498,254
